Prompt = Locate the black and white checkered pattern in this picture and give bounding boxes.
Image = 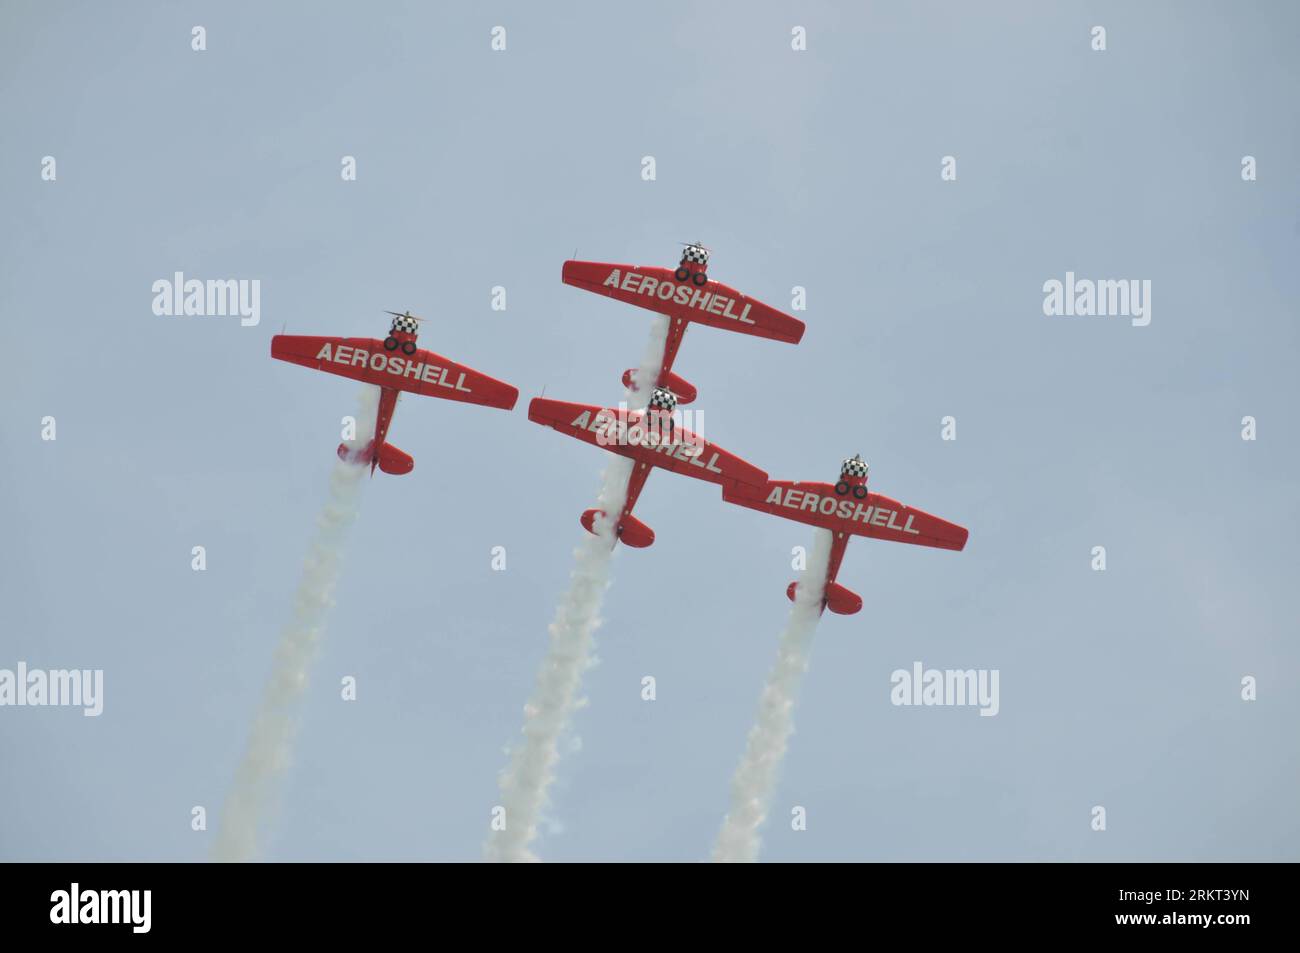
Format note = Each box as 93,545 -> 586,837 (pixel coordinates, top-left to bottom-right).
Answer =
681,243 -> 709,266
391,315 -> 419,335
648,387 -> 678,412
841,455 -> 869,479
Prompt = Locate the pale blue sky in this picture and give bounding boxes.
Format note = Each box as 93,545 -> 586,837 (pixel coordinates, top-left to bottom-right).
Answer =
1,0 -> 1296,861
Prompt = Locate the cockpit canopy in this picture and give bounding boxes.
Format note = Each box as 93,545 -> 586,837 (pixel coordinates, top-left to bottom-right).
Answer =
648,386 -> 678,414
681,242 -> 709,266
390,314 -> 420,336
840,454 -> 869,479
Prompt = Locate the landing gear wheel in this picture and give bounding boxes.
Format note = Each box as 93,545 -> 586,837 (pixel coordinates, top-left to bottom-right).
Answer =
852,484 -> 868,500
674,266 -> 691,282
691,271 -> 708,286
401,341 -> 417,356
835,481 -> 851,496
383,336 -> 399,351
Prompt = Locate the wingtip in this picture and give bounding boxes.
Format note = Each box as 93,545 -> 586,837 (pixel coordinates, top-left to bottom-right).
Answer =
526,395 -> 549,421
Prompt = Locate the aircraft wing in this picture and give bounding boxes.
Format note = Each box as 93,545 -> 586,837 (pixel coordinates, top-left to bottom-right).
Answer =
723,480 -> 968,551
528,397 -> 768,490
562,260 -> 805,345
271,335 -> 518,410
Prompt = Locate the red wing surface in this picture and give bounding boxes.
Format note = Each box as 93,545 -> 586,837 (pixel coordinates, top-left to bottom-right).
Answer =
271,335 -> 518,410
724,480 -> 968,551
528,398 -> 767,490
562,260 -> 805,345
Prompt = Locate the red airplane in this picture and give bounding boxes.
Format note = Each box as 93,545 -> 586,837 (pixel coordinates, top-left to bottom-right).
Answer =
722,455 -> 968,615
529,391 -> 767,548
562,242 -> 805,405
271,311 -> 518,475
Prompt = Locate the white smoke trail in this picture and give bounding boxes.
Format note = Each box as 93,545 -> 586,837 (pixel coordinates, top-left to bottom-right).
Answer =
712,526 -> 833,863
212,384 -> 380,862
485,315 -> 670,863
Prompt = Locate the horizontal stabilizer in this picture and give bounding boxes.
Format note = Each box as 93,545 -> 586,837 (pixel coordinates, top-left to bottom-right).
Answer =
660,372 -> 697,404
616,513 -> 655,548
824,582 -> 863,616
620,368 -> 697,404
581,508 -> 654,548
377,442 -> 414,476
337,440 -> 374,465
786,580 -> 863,615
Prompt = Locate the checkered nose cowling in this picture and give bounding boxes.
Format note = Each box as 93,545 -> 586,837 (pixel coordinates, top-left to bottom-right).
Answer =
391,315 -> 419,335
648,387 -> 678,413
841,455 -> 869,479
681,243 -> 709,266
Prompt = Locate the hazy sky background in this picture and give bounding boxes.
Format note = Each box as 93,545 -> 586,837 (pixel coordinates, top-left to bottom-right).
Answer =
2,1 -> 1296,861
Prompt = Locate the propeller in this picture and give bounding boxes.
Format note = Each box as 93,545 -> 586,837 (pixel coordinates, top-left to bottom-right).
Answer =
384,310 -> 427,322
677,240 -> 711,252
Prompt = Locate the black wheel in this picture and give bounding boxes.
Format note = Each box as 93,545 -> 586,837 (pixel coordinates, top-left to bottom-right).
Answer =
834,481 -> 851,496
401,341 -> 417,356
383,336 -> 399,351
674,266 -> 691,282
852,484 -> 868,499
691,271 -> 708,286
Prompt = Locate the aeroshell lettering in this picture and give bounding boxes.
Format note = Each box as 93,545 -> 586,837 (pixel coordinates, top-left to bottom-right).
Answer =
601,268 -> 755,325
312,342 -> 471,392
764,485 -> 920,535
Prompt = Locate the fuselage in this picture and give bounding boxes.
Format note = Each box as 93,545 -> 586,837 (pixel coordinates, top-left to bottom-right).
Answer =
820,470 -> 867,612
365,325 -> 417,473
369,388 -> 399,473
